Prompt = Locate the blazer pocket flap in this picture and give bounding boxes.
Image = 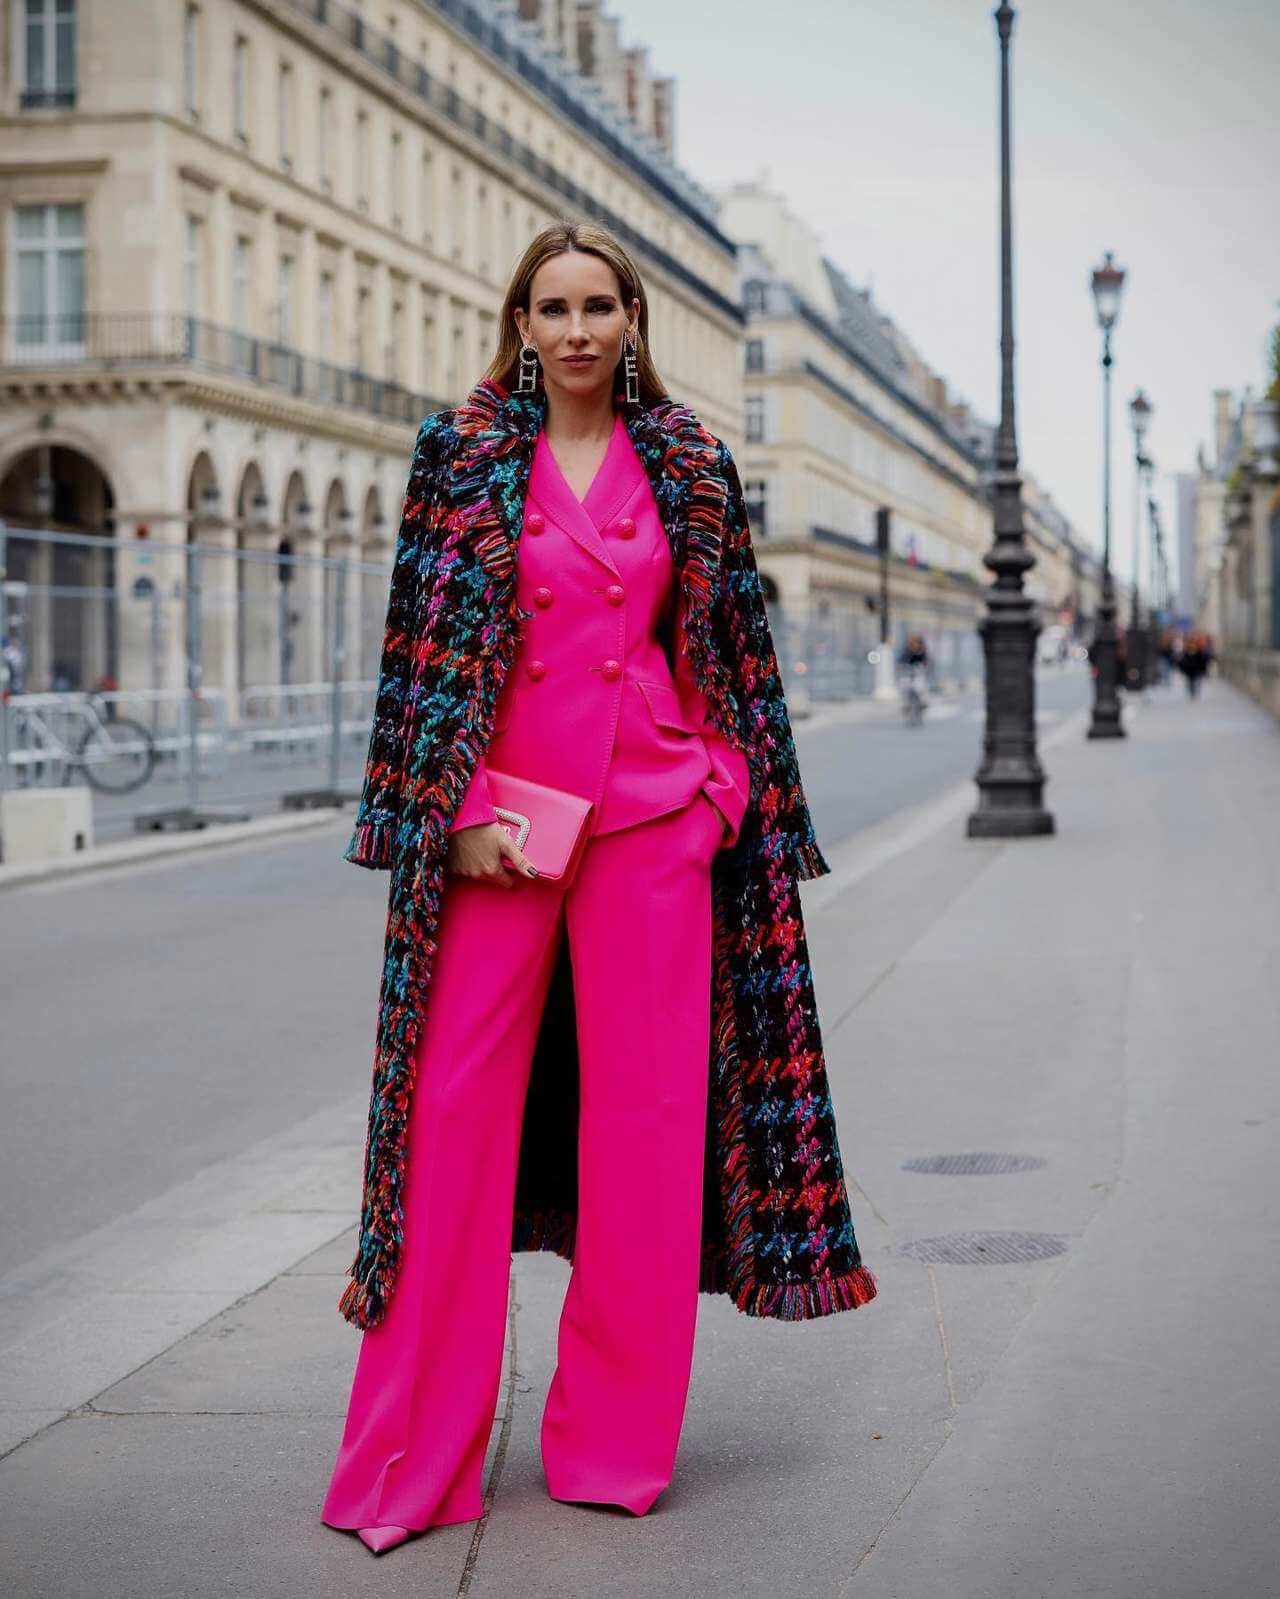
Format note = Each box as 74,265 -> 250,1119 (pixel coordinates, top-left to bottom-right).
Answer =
637,680 -> 694,734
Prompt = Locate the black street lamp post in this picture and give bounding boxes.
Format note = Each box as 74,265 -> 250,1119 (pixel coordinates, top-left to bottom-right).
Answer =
1086,251 -> 1126,739
1147,492 -> 1168,682
1141,442 -> 1168,687
1126,390 -> 1152,691
967,3 -> 1054,839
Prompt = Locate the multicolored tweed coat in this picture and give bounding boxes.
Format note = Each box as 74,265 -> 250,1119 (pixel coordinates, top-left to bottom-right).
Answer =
338,375 -> 879,1331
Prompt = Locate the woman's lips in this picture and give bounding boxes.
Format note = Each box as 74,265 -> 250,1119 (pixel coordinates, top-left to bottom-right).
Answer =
561,355 -> 597,366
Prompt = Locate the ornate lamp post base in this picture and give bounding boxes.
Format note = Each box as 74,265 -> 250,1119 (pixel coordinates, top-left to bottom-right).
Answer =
968,805 -> 1055,838
967,600 -> 1055,837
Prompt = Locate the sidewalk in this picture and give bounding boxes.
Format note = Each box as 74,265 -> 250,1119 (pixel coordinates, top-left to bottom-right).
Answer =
1,676 -> 1276,1598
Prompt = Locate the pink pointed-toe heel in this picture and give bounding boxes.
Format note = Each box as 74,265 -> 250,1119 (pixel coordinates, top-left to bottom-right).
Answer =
356,1525 -> 413,1555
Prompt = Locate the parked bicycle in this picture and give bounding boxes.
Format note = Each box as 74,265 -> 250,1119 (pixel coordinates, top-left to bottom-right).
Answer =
4,691 -> 158,794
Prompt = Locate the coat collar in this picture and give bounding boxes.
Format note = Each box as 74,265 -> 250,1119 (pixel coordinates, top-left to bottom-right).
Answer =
443,377 -> 729,618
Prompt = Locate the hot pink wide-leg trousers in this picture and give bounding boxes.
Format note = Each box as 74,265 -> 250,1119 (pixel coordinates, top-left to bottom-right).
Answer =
320,791 -> 724,1532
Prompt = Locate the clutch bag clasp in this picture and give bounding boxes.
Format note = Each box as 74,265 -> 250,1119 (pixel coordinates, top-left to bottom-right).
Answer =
493,805 -> 531,851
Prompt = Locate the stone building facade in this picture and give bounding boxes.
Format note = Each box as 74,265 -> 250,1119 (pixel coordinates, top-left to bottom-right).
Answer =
0,0 -> 741,711
715,180 -> 1098,706
1193,384 -> 1280,717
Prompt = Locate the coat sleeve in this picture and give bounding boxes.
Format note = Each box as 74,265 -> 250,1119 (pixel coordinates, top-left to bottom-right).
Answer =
343,415 -> 447,869
710,439 -> 830,880
448,751 -> 500,834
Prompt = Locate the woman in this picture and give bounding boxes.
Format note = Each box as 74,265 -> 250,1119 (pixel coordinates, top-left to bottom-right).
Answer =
321,222 -> 877,1556
1178,630 -> 1212,698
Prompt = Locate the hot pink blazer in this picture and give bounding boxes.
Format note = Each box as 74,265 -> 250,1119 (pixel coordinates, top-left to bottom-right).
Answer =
449,409 -> 750,847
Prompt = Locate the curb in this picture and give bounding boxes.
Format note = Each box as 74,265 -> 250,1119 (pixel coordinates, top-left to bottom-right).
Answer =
0,805 -> 350,892
0,680 -> 1093,892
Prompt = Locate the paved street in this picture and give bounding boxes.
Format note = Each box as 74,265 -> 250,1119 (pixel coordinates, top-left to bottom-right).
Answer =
0,667 -> 1091,1277
1,671 -> 1277,1597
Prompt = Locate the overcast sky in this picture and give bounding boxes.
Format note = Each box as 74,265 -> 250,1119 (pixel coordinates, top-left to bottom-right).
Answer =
611,0 -> 1279,586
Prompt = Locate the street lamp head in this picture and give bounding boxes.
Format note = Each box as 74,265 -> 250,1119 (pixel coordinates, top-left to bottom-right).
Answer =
1129,388 -> 1153,443
1091,250 -> 1125,330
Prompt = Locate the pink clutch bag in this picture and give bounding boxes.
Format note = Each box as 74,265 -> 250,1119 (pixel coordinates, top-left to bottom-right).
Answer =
485,768 -> 594,882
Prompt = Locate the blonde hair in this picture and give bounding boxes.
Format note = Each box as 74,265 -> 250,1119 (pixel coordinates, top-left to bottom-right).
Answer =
483,220 -> 669,406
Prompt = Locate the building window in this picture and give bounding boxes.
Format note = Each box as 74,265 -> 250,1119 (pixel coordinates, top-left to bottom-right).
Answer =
744,479 -> 769,537
420,146 -> 434,243
745,337 -> 765,374
277,60 -> 294,170
318,87 -> 332,190
276,254 -> 295,343
389,297 -> 404,381
477,181 -> 491,280
421,311 -> 435,393
182,214 -> 202,322
230,234 -> 253,379
355,109 -> 370,210
183,5 -> 201,119
355,284 -> 370,370
450,166 -> 464,264
745,394 -> 766,444
744,279 -> 768,314
21,0 -> 76,109
231,236 -> 251,328
390,130 -> 403,228
318,271 -> 334,364
232,34 -> 250,144
12,202 -> 84,358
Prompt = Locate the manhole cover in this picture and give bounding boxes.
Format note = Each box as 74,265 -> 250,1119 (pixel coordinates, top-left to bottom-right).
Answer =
901,1153 -> 1047,1175
895,1231 -> 1067,1265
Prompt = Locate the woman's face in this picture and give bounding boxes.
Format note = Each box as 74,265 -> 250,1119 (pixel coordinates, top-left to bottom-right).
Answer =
514,251 -> 640,406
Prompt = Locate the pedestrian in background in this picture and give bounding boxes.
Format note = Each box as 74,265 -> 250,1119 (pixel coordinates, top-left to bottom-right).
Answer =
1177,630 -> 1213,698
320,221 -> 878,1557
1157,626 -> 1176,687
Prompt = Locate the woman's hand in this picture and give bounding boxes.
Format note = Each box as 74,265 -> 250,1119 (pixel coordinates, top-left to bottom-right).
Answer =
446,821 -> 538,887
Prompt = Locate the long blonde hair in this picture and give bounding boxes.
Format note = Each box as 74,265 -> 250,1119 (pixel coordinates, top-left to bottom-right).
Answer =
483,221 -> 669,406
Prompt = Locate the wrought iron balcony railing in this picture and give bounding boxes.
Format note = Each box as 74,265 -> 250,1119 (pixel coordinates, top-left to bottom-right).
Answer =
0,313 -> 439,427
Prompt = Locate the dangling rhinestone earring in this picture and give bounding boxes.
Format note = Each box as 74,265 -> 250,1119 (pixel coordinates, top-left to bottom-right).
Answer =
516,339 -> 541,394
622,326 -> 640,404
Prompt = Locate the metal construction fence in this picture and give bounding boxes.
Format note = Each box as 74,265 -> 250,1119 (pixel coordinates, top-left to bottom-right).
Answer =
0,520 -> 390,840
0,520 -> 989,840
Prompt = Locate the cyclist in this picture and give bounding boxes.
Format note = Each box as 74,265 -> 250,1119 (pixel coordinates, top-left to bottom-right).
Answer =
897,634 -> 930,724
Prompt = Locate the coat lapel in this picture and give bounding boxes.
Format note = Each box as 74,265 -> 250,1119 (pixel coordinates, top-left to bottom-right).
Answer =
445,377 -> 726,616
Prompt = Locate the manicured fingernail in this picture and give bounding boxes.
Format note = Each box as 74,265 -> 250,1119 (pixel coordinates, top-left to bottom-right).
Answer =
527,865 -> 538,876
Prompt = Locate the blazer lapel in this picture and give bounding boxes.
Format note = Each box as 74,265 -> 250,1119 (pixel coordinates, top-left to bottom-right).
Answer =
528,419 -> 627,579
446,377 -> 727,611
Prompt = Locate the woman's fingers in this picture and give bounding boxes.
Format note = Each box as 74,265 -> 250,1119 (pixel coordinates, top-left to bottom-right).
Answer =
495,827 -> 539,881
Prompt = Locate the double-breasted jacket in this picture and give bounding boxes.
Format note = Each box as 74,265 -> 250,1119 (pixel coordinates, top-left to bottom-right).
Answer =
448,407 -> 750,846
337,376 -> 879,1332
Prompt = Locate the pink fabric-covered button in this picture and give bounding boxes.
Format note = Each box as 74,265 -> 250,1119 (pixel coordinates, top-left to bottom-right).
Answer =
526,512 -> 545,533
615,517 -> 636,538
601,658 -> 621,681
605,584 -> 625,606
526,658 -> 547,680
534,586 -> 554,608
